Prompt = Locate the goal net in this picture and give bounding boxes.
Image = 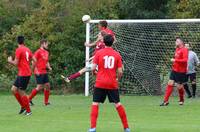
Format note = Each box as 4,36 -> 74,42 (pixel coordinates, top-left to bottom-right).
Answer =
85,19 -> 200,96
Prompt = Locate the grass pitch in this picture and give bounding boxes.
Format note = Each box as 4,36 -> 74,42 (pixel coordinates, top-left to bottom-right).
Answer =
0,94 -> 200,132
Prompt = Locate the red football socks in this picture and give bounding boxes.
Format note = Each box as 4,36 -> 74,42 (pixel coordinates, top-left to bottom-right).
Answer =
178,87 -> 184,102
164,84 -> 173,102
68,72 -> 81,80
22,95 -> 31,113
116,105 -> 129,129
90,104 -> 99,128
44,89 -> 50,105
13,91 -> 23,107
29,88 -> 38,101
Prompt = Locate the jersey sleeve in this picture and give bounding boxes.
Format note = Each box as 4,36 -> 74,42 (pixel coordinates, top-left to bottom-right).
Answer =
15,49 -> 21,60
175,48 -> 188,63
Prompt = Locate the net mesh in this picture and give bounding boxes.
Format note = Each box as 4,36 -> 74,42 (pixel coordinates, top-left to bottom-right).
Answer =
88,22 -> 200,95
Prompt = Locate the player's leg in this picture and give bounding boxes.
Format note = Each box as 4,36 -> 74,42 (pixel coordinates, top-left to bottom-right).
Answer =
190,73 -> 197,98
17,76 -> 32,115
108,89 -> 130,132
160,71 -> 175,106
11,84 -> 24,113
177,72 -> 187,105
44,82 -> 50,105
89,102 -> 99,132
18,89 -> 31,115
67,67 -> 86,81
41,74 -> 51,105
29,84 -> 43,102
88,88 -> 106,132
62,63 -> 94,83
183,74 -> 192,98
29,74 -> 44,105
177,83 -> 185,105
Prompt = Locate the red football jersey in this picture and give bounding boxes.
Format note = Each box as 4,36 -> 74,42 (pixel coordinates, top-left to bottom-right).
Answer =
172,47 -> 188,73
93,40 -> 105,56
33,48 -> 49,74
101,27 -> 115,38
15,45 -> 32,76
93,47 -> 122,89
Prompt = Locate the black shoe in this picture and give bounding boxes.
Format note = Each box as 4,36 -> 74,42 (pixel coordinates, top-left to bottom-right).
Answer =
29,100 -> 34,106
18,108 -> 26,114
45,102 -> 51,106
192,95 -> 196,98
188,95 -> 192,98
160,102 -> 169,106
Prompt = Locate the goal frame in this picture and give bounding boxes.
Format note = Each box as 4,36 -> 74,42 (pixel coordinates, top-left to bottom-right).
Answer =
84,18 -> 200,96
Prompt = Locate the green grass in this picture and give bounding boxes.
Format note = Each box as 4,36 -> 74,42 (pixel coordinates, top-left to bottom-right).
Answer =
0,94 -> 200,132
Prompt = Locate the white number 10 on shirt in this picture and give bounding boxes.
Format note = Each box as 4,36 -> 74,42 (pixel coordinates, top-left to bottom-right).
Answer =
103,56 -> 115,69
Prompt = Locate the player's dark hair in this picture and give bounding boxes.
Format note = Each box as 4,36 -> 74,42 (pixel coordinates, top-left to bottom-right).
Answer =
40,39 -> 47,45
99,20 -> 108,28
17,36 -> 24,44
103,34 -> 114,47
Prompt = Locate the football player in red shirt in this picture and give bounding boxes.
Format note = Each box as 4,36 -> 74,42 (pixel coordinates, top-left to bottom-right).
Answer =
62,31 -> 106,82
8,36 -> 32,115
98,20 -> 116,43
28,39 -> 52,106
88,35 -> 130,132
160,37 -> 188,106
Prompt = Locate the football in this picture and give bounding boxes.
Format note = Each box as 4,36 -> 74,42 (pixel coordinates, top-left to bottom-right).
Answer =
82,15 -> 91,23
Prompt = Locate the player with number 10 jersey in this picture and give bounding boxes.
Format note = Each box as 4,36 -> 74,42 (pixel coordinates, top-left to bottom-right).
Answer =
88,35 -> 130,132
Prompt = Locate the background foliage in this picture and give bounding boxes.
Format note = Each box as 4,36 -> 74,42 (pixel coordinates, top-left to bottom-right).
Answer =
0,0 -> 200,93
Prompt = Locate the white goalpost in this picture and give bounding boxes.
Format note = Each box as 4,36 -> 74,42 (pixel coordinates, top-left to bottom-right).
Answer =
84,17 -> 200,96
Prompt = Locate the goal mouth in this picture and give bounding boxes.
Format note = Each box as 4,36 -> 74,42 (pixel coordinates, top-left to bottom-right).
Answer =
85,19 -> 200,96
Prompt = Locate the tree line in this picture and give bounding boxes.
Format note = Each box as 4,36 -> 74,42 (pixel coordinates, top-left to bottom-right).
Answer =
0,0 -> 200,93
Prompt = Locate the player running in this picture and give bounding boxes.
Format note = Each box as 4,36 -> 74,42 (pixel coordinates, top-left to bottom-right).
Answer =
8,36 -> 32,115
61,31 -> 106,82
184,43 -> 200,98
29,39 -> 52,106
160,37 -> 188,106
88,34 -> 130,132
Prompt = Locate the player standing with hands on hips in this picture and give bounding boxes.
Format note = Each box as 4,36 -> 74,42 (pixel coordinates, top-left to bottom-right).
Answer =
88,34 -> 130,132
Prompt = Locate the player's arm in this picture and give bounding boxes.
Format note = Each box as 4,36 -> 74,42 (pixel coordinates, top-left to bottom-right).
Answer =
32,56 -> 37,72
86,56 -> 94,62
8,56 -> 19,66
8,49 -> 21,66
85,41 -> 97,47
85,33 -> 102,47
117,67 -> 123,81
117,55 -> 123,80
194,53 -> 200,66
174,49 -> 188,63
46,62 -> 52,71
113,36 -> 117,44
